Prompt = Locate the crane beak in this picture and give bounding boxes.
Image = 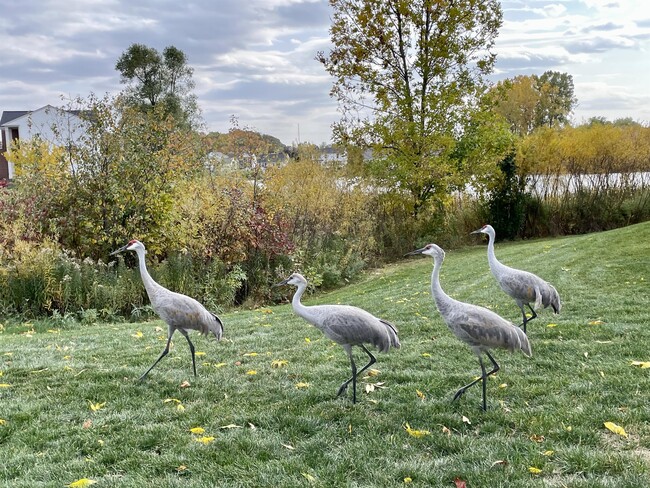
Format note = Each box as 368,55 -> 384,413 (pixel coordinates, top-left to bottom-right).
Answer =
110,244 -> 129,256
405,247 -> 426,257
470,229 -> 482,235
273,278 -> 290,287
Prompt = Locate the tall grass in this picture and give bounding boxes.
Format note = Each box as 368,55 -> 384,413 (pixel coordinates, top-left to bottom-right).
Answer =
1,223 -> 649,486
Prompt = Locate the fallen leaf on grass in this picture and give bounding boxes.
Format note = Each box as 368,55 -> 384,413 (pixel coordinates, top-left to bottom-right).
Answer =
441,425 -> 451,437
295,382 -> 310,389
163,398 -> 182,404
491,460 -> 508,468
82,419 -> 93,429
220,424 -> 242,429
0,383 -> 11,388
461,415 -> 471,425
547,323 -> 557,328
190,427 -> 205,434
246,370 -> 257,375
631,361 -> 650,369
131,331 -> 144,338
604,421 -> 628,437
89,402 -> 105,412
243,352 -> 258,357
176,404 -> 185,412
301,473 -> 316,483
529,434 -> 545,443
0,419 -> 7,426
180,380 -> 191,388
195,351 -> 206,357
404,423 -> 430,438
68,479 -> 97,488
403,477 -> 413,484
543,450 -> 554,457
454,477 -> 467,488
528,467 -> 542,474
416,389 -> 425,400
281,443 -> 295,450
194,436 -> 215,445
214,362 -> 227,368
588,320 -> 604,325
367,369 -> 381,377
271,359 -> 288,368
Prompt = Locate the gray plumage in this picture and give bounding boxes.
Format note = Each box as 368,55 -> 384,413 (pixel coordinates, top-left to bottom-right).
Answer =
111,239 -> 223,380
277,272 -> 400,403
407,243 -> 531,411
472,224 -> 561,333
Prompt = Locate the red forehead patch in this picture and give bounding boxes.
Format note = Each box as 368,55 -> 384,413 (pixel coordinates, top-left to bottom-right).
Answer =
128,239 -> 138,245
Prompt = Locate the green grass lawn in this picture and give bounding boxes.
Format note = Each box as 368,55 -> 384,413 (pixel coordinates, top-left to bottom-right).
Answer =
1,222 -> 650,487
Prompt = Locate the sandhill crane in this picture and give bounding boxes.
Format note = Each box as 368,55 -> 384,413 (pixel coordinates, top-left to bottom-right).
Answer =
110,239 -> 224,380
407,244 -> 531,411
276,273 -> 400,404
471,225 -> 561,333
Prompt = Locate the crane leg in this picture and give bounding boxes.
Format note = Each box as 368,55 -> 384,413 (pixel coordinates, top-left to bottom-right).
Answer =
452,351 -> 500,411
337,345 -> 376,404
178,329 -> 197,377
521,304 -> 538,333
139,332 -> 175,381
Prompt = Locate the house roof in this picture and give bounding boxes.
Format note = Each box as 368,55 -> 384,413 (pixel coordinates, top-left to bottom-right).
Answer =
0,111 -> 29,126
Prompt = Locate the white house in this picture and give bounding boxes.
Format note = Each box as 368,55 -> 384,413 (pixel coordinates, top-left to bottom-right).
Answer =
0,105 -> 88,180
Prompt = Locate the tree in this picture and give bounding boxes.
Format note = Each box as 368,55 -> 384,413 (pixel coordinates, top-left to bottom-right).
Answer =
534,71 -> 576,128
491,75 -> 540,136
318,0 -> 503,215
115,44 -> 199,128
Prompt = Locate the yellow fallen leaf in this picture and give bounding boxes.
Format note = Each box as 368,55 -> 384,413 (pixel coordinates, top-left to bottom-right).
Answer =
499,383 -> 508,388
194,436 -> 215,445
195,351 -> 206,357
421,353 -> 431,358
295,382 -> 310,389
176,404 -> 185,412
0,371 -> 3,376
416,389 -> 425,400
0,419 -> 7,425
214,362 -> 227,368
547,323 -> 557,328
246,370 -> 257,375
404,477 -> 413,483
190,427 -> 205,434
301,473 -> 316,482
543,450 -> 554,456
0,383 -> 11,388
220,424 -> 242,429
163,398 -> 181,404
528,467 -> 542,474
367,369 -> 381,377
131,331 -> 143,338
68,479 -> 97,488
271,359 -> 288,368
604,421 -> 627,437
177,465 -> 188,472
589,320 -> 604,325
89,401 -> 105,412
631,361 -> 650,369
404,422 -> 430,438
243,352 -> 258,357
304,337 -> 311,343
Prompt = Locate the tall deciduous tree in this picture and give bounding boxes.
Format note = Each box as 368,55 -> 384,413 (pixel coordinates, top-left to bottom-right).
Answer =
535,70 -> 576,128
318,0 -> 503,214
115,44 -> 199,128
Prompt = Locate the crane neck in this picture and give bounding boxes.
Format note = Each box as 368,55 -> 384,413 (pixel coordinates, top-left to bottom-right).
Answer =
290,283 -> 318,324
430,256 -> 454,315
485,230 -> 503,272
134,248 -> 162,298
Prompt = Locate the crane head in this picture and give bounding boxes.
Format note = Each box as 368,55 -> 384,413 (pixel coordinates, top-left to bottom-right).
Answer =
274,272 -> 308,287
405,243 -> 445,260
471,224 -> 495,236
110,239 -> 145,256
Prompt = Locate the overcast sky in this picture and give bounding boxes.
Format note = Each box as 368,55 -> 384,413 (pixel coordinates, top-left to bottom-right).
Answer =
1,0 -> 649,145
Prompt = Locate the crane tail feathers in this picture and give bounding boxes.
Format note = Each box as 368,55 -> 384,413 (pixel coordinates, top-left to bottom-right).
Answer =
379,319 -> 401,350
515,326 -> 532,357
209,313 -> 224,340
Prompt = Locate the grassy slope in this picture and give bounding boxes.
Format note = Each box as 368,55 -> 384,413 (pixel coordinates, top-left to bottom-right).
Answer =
1,223 -> 649,487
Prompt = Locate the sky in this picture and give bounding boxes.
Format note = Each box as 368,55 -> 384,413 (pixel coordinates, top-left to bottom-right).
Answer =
1,0 -> 649,146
